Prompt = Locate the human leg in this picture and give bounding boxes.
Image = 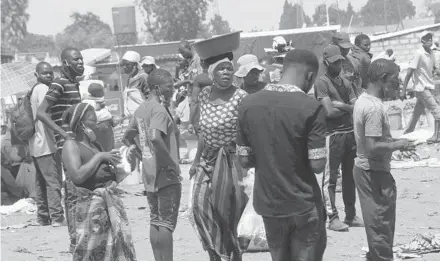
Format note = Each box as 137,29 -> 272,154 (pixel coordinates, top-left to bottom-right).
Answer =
147,184 -> 182,261
33,157 -> 50,225
290,207 -> 327,261
35,154 -> 64,223
262,216 -> 293,261
341,133 -> 362,226
418,88 -> 440,143
322,134 -> 348,231
353,167 -> 396,261
404,94 -> 425,134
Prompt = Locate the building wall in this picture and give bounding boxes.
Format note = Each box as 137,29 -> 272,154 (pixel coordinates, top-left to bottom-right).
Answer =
369,26 -> 440,65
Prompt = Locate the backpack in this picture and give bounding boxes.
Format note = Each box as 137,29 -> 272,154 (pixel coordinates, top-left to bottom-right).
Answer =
10,84 -> 38,142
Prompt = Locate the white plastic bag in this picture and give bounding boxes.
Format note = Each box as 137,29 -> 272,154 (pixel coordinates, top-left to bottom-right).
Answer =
237,169 -> 269,252
114,146 -> 131,183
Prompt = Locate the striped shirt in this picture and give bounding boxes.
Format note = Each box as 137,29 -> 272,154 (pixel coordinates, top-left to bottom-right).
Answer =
45,73 -> 81,150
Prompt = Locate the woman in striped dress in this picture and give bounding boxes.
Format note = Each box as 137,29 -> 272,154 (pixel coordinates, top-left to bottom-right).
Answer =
189,54 -> 248,261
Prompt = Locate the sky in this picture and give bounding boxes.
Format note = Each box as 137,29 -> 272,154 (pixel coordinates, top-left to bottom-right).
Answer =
27,0 -> 424,36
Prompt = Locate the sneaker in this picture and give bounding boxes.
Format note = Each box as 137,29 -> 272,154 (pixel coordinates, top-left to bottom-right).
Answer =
36,219 -> 51,226
345,216 -> 364,227
52,218 -> 67,227
328,218 -> 349,232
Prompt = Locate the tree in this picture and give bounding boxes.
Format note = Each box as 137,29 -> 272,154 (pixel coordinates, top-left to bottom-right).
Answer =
55,12 -> 114,51
359,0 -> 416,26
18,33 -> 57,55
312,3 -> 348,26
138,0 -> 211,42
344,2 -> 357,26
279,0 -> 312,30
210,14 -> 232,36
1,0 -> 29,49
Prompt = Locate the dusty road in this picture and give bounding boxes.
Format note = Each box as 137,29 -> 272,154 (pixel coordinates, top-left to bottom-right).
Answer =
1,151 -> 440,261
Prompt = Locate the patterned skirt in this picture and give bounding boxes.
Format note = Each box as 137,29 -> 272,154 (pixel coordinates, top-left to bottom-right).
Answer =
65,180 -> 136,261
191,145 -> 248,260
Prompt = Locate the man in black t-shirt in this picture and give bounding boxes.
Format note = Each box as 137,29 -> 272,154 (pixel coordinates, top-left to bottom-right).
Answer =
237,49 -> 327,261
314,45 -> 363,232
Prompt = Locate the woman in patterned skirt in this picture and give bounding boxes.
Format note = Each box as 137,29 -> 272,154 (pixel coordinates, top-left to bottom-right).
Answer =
189,53 -> 248,261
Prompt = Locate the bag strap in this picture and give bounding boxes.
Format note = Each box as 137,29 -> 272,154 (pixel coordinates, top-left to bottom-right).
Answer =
26,83 -> 40,99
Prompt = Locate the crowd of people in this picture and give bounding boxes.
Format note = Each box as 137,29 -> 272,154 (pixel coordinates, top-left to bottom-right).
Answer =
1,29 -> 439,262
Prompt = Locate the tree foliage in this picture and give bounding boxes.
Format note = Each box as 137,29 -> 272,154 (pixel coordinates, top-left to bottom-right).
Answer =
138,0 -> 211,42
279,0 -> 312,30
210,14 -> 232,36
312,2 -> 358,27
1,0 -> 29,49
359,0 -> 416,26
18,33 -> 57,55
56,12 -> 114,51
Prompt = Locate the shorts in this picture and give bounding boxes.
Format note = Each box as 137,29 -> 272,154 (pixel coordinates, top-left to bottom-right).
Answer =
146,183 -> 182,232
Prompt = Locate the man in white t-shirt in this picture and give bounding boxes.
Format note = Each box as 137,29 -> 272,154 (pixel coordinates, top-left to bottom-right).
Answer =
29,62 -> 64,226
402,31 -> 440,143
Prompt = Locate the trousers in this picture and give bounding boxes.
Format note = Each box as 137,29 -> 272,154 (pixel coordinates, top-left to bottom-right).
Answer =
34,153 -> 64,222
353,166 -> 396,261
322,132 -> 357,221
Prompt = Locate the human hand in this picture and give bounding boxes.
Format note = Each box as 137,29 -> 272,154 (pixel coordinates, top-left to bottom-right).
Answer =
189,161 -> 199,178
99,150 -> 122,165
395,139 -> 415,151
188,124 -> 195,134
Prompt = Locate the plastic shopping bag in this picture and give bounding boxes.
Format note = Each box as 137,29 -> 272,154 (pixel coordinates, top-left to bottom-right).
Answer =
237,169 -> 269,252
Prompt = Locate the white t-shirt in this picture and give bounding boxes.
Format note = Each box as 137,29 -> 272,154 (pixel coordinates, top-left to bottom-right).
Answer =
409,48 -> 436,92
29,83 -> 57,157
176,97 -> 190,123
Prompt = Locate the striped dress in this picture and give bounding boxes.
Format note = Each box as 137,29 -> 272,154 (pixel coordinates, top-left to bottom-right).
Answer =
191,86 -> 248,260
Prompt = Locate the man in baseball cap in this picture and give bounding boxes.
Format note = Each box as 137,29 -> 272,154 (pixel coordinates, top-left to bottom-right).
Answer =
234,54 -> 266,94
315,44 -> 362,232
333,32 -> 363,96
140,56 -> 160,75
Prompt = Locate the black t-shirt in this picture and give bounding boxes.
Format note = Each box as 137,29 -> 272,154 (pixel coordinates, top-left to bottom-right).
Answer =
237,84 -> 327,217
314,75 -> 357,135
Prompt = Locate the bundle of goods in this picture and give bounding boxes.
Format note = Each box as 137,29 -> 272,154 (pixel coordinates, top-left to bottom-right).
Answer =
397,233 -> 440,255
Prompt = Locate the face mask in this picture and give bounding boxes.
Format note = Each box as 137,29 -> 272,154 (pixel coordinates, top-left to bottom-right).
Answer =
82,123 -> 96,142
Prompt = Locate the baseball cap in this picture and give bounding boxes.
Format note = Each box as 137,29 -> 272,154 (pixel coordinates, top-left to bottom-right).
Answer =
140,56 -> 160,68
121,51 -> 140,63
421,31 -> 433,41
234,54 -> 265,78
323,45 -> 345,63
332,32 -> 352,49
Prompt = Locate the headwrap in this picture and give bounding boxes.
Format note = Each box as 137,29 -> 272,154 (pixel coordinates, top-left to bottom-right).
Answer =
208,58 -> 233,80
62,103 -> 93,134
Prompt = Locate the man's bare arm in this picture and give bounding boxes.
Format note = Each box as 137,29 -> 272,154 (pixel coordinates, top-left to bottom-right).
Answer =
36,99 -> 70,139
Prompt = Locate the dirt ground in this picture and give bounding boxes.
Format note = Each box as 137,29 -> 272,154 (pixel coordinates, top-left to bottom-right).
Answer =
1,146 -> 440,261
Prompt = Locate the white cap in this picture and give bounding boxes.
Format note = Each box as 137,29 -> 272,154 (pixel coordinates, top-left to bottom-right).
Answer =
122,51 -> 141,63
140,56 -> 160,68
234,54 -> 265,78
273,36 -> 287,49
421,31 -> 433,41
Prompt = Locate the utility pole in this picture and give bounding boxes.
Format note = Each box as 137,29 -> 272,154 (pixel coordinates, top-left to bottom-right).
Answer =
326,0 -> 330,26
336,0 -> 341,25
384,0 -> 388,32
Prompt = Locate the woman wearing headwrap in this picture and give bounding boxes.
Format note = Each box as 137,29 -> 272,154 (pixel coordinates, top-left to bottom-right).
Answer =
189,52 -> 248,261
61,103 -> 136,261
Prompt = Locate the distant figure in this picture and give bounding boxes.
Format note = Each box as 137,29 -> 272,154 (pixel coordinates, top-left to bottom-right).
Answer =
120,50 -> 147,118
350,34 -> 373,90
401,31 -> 440,143
235,54 -> 266,94
140,56 -> 160,75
